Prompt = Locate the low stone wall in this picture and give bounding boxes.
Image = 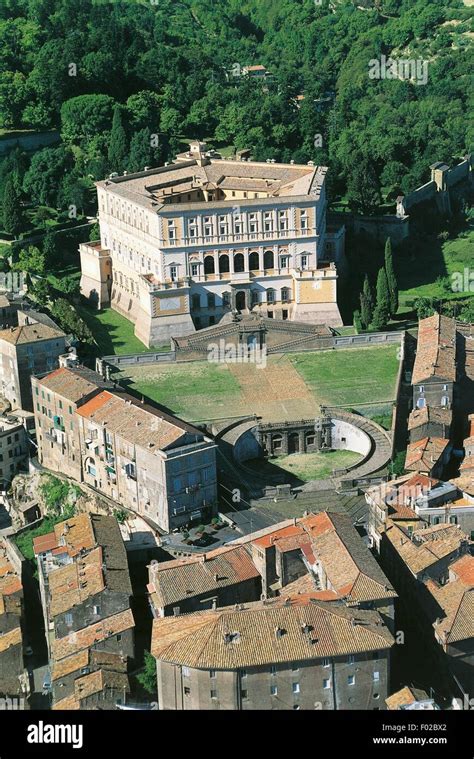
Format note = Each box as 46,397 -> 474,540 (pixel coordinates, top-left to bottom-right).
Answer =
98,330 -> 403,370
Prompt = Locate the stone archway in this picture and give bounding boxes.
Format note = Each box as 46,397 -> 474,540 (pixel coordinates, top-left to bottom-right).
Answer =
235,291 -> 246,311
288,432 -> 300,454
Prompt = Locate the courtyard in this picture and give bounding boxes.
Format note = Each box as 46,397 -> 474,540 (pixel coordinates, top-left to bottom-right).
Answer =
118,344 -> 400,423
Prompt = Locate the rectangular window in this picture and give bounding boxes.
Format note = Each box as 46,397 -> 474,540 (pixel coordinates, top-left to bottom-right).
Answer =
210,670 -> 216,679
191,263 -> 199,277
241,689 -> 248,700
65,613 -> 73,626
270,665 -> 276,676
182,667 -> 190,677
373,671 -> 380,682
348,655 -> 355,665
270,685 -> 277,696
170,266 -> 178,281
348,675 -> 355,686
240,669 -> 247,679
292,683 -> 300,694
184,687 -> 191,696
301,255 -> 308,269
210,689 -> 217,699
323,679 -> 331,689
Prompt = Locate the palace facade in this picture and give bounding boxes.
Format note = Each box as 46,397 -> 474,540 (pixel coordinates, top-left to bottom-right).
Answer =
80,141 -> 344,347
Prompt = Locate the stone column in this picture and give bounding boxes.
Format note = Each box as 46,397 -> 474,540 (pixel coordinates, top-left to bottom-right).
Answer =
282,432 -> 289,456
298,430 -> 305,453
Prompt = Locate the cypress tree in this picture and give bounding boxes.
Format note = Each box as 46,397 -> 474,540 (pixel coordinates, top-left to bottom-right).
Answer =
2,176 -> 24,236
360,274 -> 374,329
371,267 -> 391,330
108,106 -> 128,173
384,237 -> 398,316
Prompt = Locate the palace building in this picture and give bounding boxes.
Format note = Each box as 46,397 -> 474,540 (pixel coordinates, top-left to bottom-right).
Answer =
80,141 -> 344,347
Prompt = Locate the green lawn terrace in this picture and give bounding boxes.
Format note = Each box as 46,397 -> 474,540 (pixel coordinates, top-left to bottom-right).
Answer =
398,226 -> 474,308
76,304 -> 169,356
118,344 -> 400,424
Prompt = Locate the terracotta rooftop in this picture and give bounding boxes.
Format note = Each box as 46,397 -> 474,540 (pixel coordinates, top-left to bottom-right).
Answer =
34,513 -> 96,558
48,546 -> 105,617
306,512 -> 396,603
386,686 -> 431,710
0,625 -> 22,654
52,608 -> 135,661
412,314 -> 456,385
35,366 -> 108,404
408,406 -> 452,431
0,322 -> 64,345
151,598 -> 394,669
76,390 -> 195,452
384,521 -> 468,576
405,437 -> 450,472
51,649 -> 89,682
149,545 -> 260,609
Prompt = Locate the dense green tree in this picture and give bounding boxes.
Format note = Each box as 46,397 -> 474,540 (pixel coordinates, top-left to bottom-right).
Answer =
108,106 -> 128,173
60,94 -> 116,145
2,175 -> 24,235
384,238 -> 398,316
23,146 -> 72,207
371,267 -> 391,330
346,156 -> 382,216
137,651 -> 157,696
360,275 -> 374,330
13,244 -> 45,275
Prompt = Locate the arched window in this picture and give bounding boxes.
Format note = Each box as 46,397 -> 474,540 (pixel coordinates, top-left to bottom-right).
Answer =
234,253 -> 245,272
204,256 -> 215,274
219,254 -> 230,273
264,250 -> 274,270
249,252 -> 259,271
272,434 -> 283,452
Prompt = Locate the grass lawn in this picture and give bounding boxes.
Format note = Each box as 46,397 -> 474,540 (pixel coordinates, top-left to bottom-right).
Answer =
76,305 -> 166,356
245,450 -> 362,482
398,228 -> 474,306
121,344 -> 400,421
123,362 -> 242,418
288,345 -> 400,406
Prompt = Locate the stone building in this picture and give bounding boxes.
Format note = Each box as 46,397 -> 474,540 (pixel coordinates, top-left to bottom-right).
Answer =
366,474 -> 474,550
407,406 -> 452,444
33,513 -> 135,710
405,436 -> 452,478
0,538 -> 28,701
151,598 -> 394,710
411,314 -> 456,411
0,317 -> 66,411
32,366 -> 218,532
0,415 -> 29,490
148,512 -> 396,627
380,521 -> 474,700
80,140 -> 344,346
148,545 -> 262,617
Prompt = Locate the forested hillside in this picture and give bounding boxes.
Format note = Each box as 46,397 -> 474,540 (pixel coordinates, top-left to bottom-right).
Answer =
0,0 -> 472,217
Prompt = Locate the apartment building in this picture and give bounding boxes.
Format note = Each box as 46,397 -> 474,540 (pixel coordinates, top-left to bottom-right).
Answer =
0,415 -> 29,490
0,538 -> 28,701
0,317 -> 66,411
380,520 -> 473,699
412,314 -> 456,411
148,512 -> 397,628
80,140 -> 344,346
32,366 -> 218,532
33,513 -> 135,710
151,598 -> 394,710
